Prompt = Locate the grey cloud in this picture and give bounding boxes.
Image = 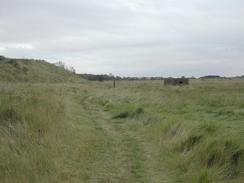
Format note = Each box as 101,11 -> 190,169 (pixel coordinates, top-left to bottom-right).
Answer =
0,0 -> 244,77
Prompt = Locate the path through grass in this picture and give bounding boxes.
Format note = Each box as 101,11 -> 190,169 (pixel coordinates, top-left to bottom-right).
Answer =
80,93 -> 169,183
0,80 -> 244,183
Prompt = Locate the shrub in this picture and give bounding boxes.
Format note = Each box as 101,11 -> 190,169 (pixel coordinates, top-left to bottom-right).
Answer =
0,108 -> 21,127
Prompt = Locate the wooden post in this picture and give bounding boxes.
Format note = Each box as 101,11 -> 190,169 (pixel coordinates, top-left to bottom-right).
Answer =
113,79 -> 116,88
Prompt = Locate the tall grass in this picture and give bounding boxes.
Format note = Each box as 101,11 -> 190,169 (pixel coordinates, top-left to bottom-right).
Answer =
0,83 -> 108,183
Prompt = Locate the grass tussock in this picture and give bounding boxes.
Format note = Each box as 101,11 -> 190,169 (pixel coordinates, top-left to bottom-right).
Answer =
113,107 -> 144,119
156,119 -> 244,182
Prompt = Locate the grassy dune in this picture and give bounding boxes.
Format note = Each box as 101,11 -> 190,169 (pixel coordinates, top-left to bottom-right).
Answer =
0,56 -> 80,82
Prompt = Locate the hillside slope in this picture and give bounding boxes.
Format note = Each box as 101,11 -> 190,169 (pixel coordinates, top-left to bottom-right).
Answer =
0,56 -> 80,82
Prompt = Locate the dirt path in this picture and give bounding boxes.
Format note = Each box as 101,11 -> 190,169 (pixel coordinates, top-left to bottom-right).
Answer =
80,95 -> 169,183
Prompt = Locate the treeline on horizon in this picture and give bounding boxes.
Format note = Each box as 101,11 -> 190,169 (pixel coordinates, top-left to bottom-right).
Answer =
78,74 -> 169,81
78,73 -> 244,81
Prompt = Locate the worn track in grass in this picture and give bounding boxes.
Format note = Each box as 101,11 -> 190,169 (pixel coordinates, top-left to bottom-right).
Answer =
80,95 -> 168,183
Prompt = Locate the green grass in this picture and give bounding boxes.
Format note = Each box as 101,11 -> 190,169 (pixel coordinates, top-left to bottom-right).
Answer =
0,60 -> 243,183
0,83 -> 110,182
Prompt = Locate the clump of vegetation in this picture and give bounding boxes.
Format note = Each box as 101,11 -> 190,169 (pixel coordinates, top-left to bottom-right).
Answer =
179,134 -> 203,152
200,139 -> 244,176
0,108 -> 21,127
113,107 -> 144,119
113,111 -> 129,119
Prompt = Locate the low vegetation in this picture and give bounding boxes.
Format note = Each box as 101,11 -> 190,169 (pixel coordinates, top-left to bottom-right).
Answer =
0,58 -> 243,182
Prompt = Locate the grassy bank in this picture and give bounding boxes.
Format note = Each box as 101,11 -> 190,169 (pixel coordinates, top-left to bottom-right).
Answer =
0,56 -> 81,82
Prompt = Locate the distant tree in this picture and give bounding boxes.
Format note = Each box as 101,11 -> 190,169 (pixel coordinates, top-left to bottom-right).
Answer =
0,56 -> 5,60
67,66 -> 76,74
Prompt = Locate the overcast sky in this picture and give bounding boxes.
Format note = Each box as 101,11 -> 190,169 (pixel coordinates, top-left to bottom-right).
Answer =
0,0 -> 244,77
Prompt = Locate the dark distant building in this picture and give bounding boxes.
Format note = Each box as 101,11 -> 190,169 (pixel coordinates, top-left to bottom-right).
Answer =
164,78 -> 189,86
